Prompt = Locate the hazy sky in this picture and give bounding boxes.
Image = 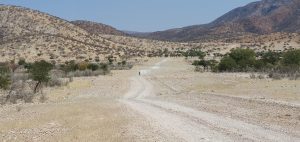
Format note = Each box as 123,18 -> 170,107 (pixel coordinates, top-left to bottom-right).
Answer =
1,0 -> 257,32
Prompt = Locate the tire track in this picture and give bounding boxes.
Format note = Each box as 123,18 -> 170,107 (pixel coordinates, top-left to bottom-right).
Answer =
121,59 -> 300,142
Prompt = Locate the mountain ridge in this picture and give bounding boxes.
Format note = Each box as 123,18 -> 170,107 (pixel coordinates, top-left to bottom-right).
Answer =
132,0 -> 300,41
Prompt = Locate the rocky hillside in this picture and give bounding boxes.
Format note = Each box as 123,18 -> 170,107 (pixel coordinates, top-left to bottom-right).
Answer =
71,20 -> 126,36
0,5 -> 161,63
136,0 -> 300,41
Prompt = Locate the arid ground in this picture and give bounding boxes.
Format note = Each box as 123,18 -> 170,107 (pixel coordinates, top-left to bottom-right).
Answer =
1,58 -> 299,142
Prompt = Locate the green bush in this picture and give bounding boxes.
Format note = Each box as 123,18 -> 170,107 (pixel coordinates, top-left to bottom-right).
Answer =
24,63 -> 33,70
100,63 -> 109,75
217,48 -> 257,72
87,63 -> 99,71
121,60 -> 127,66
218,56 -> 237,71
62,60 -> 78,73
282,49 -> 300,66
0,65 -> 11,90
107,56 -> 114,64
229,48 -> 256,70
261,51 -> 282,65
254,59 -> 265,70
18,58 -> 26,66
192,60 -> 209,68
209,48 -> 300,79
184,49 -> 206,59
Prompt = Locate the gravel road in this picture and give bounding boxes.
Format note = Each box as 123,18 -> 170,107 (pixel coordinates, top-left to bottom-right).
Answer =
122,59 -> 300,142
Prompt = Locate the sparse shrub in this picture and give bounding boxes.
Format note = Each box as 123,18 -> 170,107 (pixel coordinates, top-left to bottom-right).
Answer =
192,60 -> 206,66
24,63 -> 33,70
69,76 -> 73,82
192,59 -> 218,72
39,94 -> 47,103
48,76 -> 65,87
77,61 -> 88,71
107,56 -> 114,64
18,58 -> 26,66
195,66 -> 204,72
5,89 -> 34,104
11,72 -> 29,82
122,60 -> 127,66
250,74 -> 256,79
0,65 -> 11,90
67,70 -> 105,77
258,74 -> 265,79
111,61 -> 133,70
62,60 -> 77,73
0,97 -> 5,105
184,49 -> 206,59
100,63 -> 109,74
268,72 -> 283,80
16,105 -> 22,112
117,62 -> 122,66
23,92 -> 34,103
95,58 -> 100,62
87,63 -> 99,71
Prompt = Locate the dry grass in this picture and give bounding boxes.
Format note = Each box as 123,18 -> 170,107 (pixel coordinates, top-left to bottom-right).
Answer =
150,58 -> 300,104
0,100 -> 130,142
0,65 -> 135,141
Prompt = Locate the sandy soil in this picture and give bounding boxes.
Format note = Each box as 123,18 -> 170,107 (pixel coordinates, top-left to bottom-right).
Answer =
0,70 -> 134,142
121,58 -> 300,142
0,57 -> 299,142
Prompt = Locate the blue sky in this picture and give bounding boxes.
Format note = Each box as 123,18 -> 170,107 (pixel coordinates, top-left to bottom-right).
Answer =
1,0 -> 257,32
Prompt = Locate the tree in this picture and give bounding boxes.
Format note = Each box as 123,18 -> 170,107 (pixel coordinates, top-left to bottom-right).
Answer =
218,56 -> 237,71
29,60 -> 53,93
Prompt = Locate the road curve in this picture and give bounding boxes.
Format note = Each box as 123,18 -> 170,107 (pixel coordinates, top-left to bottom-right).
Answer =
121,59 -> 300,142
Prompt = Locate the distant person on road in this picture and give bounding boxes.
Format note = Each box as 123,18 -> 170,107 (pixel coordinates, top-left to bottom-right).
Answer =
139,71 -> 141,76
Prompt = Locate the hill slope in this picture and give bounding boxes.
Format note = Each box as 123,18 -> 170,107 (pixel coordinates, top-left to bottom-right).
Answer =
0,5 -> 156,62
137,0 -> 300,41
71,20 -> 126,36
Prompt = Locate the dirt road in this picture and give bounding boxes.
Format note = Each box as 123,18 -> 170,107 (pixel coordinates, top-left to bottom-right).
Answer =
122,58 -> 300,142
0,58 -> 299,142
